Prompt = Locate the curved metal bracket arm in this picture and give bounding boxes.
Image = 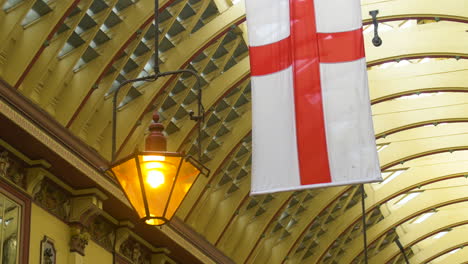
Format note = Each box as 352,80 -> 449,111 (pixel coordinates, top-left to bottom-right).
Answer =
111,0 -> 205,163
111,70 -> 205,162
369,10 -> 383,47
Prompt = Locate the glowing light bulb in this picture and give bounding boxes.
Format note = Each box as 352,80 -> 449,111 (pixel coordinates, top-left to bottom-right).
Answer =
147,170 -> 165,188
143,155 -> 165,161
145,161 -> 163,170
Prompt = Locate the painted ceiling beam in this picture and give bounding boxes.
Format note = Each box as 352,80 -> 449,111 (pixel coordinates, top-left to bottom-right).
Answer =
19,0 -> 94,99
373,97 -> 468,136
361,0 -> 468,24
369,61 -> 468,104
430,246 -> 468,264
12,0 -> 82,89
365,22 -> 468,66
35,0 -> 121,121
219,192 -> 291,263
315,186 -> 468,263
379,132 -> 468,170
252,187 -> 348,264
369,208 -> 468,263
408,226 -> 468,263
0,0 -> 36,80
299,160 -> 468,263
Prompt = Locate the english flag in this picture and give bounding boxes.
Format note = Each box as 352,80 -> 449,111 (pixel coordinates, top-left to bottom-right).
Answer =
247,0 -> 382,195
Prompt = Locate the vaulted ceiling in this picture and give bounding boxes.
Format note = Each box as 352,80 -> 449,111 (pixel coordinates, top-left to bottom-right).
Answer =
0,0 -> 467,263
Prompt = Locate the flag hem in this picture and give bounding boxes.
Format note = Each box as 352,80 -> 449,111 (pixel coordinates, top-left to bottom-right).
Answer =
250,177 -> 383,196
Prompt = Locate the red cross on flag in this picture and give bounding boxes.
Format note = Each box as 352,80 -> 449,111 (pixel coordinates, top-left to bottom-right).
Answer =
247,0 -> 382,195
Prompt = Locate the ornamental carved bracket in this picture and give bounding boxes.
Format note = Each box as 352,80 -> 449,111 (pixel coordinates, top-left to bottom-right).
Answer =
69,224 -> 90,256
0,149 -> 27,189
68,194 -> 104,227
152,248 -> 176,264
68,190 -> 106,256
116,223 -> 159,264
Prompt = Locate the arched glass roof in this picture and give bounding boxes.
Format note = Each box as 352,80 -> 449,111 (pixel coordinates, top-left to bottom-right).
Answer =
0,0 -> 467,263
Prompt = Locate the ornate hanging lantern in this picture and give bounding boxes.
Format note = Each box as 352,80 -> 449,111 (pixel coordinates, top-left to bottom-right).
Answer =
110,113 -> 209,226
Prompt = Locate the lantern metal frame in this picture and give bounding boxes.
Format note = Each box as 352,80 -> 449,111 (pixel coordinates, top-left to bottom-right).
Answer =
111,150 -> 209,225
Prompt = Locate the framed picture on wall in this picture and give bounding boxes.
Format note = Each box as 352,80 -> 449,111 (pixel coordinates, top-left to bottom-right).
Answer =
40,236 -> 56,264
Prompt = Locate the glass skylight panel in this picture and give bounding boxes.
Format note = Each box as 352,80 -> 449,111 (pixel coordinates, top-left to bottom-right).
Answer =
433,230 -> 449,239
396,92 -> 438,101
395,60 -> 411,67
382,170 -> 405,184
89,0 -> 108,15
21,0 -> 53,27
58,31 -> 86,57
395,192 -> 421,206
413,211 -> 435,224
399,20 -> 417,29
73,58 -> 86,72
144,61 -> 154,73
378,62 -> 395,69
59,42 -> 74,57
133,71 -> 150,88
447,248 -> 460,255
2,0 -> 23,11
377,144 -> 389,152
364,23 -> 394,34
420,57 -> 432,64
75,26 -> 85,35
115,0 -> 135,12
379,171 -> 392,180
363,25 -> 374,34
104,11 -> 122,28
100,24 -> 109,33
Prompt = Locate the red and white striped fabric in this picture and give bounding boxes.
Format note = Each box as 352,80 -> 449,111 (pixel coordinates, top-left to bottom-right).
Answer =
247,0 -> 381,195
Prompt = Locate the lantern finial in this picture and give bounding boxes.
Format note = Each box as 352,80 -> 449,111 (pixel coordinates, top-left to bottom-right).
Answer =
146,111 -> 167,151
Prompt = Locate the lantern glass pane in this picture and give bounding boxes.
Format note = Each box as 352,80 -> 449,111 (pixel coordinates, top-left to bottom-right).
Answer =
137,155 -> 182,221
165,158 -> 201,220
111,157 -> 146,218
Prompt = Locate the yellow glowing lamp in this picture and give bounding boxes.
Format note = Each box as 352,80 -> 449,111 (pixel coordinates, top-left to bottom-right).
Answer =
110,113 -> 209,226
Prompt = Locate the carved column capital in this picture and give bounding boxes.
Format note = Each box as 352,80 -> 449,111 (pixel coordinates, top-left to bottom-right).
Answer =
69,224 -> 90,256
68,190 -> 105,256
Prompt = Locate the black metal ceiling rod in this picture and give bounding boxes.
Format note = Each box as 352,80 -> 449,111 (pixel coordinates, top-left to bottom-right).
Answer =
360,184 -> 369,264
369,10 -> 383,47
395,239 -> 410,264
111,0 -> 205,162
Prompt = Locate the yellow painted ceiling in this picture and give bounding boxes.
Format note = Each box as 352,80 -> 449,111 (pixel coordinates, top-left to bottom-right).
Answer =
1,0 -> 468,263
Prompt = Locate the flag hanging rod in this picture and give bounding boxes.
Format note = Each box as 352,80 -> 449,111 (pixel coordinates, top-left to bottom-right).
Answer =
111,0 -> 205,162
369,10 -> 383,47
361,184 -> 369,264
395,239 -> 410,264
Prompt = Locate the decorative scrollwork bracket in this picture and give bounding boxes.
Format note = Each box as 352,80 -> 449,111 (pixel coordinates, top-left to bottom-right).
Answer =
369,10 -> 383,47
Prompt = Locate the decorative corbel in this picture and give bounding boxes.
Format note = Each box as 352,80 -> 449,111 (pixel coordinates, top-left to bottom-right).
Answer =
152,248 -> 176,264
68,194 -> 103,226
68,190 -> 106,256
114,221 -> 135,254
25,167 -> 45,195
69,224 -> 91,256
